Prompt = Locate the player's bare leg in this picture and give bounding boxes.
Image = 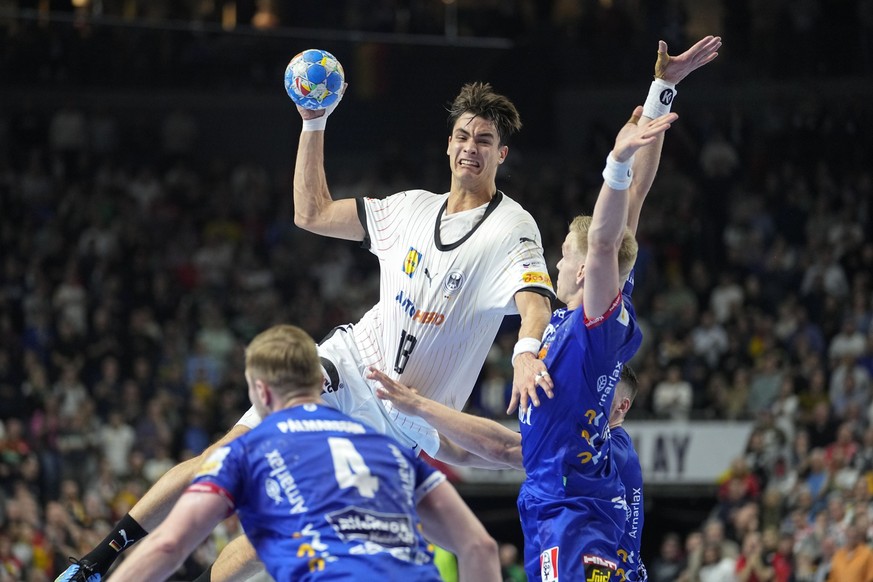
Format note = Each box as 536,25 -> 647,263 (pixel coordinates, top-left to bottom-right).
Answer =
55,424 -> 251,581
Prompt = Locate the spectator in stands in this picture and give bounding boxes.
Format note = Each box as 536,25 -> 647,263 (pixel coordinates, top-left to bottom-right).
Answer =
826,520 -> 873,581
829,318 -> 868,363
767,529 -> 795,582
649,532 -> 685,582
829,355 -> 872,417
676,530 -> 704,582
690,309 -> 729,368
698,542 -> 737,582
825,422 -> 860,467
852,425 -> 873,473
719,457 -> 762,504
805,402 -> 839,450
653,364 -> 693,420
709,271 -> 744,324
748,350 -> 785,416
498,542 -> 526,582
814,536 -> 838,582
98,410 -> 135,478
771,374 -> 800,440
735,529 -> 774,581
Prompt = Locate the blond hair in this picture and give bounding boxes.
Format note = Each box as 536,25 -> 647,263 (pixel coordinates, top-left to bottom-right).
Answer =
447,82 -> 522,146
245,325 -> 322,398
568,215 -> 638,281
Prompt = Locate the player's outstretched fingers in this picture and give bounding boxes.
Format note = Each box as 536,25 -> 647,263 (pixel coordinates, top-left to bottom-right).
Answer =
368,367 -> 394,393
528,386 -> 540,408
655,40 -> 670,78
535,370 -> 554,399
640,112 -> 678,141
507,388 -> 521,415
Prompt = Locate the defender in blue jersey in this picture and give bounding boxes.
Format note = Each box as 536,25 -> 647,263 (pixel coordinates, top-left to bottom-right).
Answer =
107,325 -> 500,582
372,364 -> 647,582
511,100 -> 678,579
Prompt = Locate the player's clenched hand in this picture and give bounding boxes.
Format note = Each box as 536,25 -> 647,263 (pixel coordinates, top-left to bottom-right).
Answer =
612,106 -> 678,163
507,352 -> 553,415
655,36 -> 721,85
369,367 -> 425,416
297,82 -> 348,121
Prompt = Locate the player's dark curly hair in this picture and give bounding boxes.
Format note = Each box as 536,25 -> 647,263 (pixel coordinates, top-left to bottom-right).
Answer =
447,82 -> 522,146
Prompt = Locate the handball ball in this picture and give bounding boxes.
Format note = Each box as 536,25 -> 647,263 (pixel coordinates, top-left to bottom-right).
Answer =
284,49 -> 345,110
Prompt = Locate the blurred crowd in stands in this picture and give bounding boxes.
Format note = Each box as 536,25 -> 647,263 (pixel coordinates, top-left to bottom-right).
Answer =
3,3 -> 873,580
2,0 -> 873,90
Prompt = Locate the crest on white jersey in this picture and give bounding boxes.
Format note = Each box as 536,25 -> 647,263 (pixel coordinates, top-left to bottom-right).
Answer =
442,269 -> 465,297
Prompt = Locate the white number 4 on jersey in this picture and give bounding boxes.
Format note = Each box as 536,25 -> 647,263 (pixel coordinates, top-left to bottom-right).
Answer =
327,437 -> 380,498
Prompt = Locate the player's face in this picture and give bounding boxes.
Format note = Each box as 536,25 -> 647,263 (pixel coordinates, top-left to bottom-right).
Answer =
555,233 -> 584,305
447,113 -> 507,186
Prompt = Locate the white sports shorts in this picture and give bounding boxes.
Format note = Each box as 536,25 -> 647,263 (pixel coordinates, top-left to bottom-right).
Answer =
235,324 -> 440,456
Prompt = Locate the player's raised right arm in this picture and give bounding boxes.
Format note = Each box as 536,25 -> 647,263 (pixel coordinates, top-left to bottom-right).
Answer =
292,102 -> 365,241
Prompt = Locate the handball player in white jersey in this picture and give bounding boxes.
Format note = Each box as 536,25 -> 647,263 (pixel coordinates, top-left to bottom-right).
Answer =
274,80 -> 555,457
56,82 -> 554,582
253,80 -> 555,457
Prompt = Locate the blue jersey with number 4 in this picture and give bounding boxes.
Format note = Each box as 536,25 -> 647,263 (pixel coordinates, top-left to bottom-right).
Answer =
189,403 -> 444,582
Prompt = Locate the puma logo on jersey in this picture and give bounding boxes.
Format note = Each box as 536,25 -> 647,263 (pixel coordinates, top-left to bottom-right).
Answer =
109,529 -> 134,552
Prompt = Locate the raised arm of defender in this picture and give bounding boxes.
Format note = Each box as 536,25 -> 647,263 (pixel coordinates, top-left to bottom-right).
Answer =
584,109 -> 677,318
628,35 -> 721,236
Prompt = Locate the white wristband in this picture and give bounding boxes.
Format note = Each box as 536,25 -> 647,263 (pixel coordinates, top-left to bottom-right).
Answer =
512,337 -> 541,366
642,78 -> 677,119
300,95 -> 343,132
602,153 -> 634,191
301,117 -> 328,132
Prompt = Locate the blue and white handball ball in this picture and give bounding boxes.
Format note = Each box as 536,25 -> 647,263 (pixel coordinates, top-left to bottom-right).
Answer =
284,49 -> 345,110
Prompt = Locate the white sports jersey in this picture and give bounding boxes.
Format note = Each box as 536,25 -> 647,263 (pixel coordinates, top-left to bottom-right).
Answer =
352,189 -> 554,410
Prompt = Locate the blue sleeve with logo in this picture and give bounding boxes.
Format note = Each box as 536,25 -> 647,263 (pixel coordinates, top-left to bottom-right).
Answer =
612,427 -> 646,581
